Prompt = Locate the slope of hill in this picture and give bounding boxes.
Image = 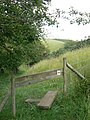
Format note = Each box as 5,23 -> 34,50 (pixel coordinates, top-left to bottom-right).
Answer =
19,46 -> 90,76
43,39 -> 65,53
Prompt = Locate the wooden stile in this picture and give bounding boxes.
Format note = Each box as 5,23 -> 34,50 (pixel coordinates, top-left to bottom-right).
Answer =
1,57 -> 87,118
0,57 -> 87,117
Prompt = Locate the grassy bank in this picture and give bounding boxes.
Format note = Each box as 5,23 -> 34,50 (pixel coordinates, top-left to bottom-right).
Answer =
19,46 -> 90,76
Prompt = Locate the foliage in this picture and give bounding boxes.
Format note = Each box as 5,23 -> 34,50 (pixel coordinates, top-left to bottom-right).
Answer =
0,0 -> 54,72
68,7 -> 90,25
25,40 -> 50,66
56,7 -> 90,25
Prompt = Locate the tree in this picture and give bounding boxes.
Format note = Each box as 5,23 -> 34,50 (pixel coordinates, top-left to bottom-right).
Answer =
56,7 -> 90,25
67,7 -> 90,25
0,0 -> 54,73
24,40 -> 49,67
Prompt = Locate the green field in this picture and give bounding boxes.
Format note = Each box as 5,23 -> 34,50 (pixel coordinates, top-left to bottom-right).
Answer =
0,40 -> 90,120
43,39 -> 65,53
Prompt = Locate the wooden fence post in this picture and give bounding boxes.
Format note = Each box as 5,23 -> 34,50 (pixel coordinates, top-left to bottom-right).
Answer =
11,74 -> 16,117
63,57 -> 67,95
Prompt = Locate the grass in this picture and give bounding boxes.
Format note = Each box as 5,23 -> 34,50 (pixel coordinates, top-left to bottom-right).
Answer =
0,74 -> 11,103
0,82 -> 88,120
0,46 -> 90,120
43,39 -> 65,53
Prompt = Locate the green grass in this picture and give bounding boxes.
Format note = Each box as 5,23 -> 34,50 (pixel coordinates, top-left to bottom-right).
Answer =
43,39 -> 65,53
0,80 -> 88,120
0,46 -> 90,120
0,74 -> 11,103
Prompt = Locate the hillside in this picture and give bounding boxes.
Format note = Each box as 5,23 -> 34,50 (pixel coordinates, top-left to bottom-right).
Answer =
19,46 -> 90,76
42,39 -> 65,53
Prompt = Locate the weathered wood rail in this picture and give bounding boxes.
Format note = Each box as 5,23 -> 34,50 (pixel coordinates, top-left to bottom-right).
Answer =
15,69 -> 63,88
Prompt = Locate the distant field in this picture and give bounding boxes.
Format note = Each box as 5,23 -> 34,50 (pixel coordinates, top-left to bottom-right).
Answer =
43,39 -> 65,53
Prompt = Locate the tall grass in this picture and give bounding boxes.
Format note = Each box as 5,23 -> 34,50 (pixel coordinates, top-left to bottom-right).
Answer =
19,47 -> 90,76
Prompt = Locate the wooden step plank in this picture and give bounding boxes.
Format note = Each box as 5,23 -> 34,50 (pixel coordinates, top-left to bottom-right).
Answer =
37,91 -> 58,109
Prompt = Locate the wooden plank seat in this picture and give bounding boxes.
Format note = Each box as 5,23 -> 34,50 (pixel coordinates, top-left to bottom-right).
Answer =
37,91 -> 58,109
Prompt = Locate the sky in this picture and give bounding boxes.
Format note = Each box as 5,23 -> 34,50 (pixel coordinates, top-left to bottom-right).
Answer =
44,0 -> 90,40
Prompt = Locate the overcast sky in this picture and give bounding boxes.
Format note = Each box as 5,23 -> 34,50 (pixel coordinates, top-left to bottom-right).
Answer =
44,0 -> 90,40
